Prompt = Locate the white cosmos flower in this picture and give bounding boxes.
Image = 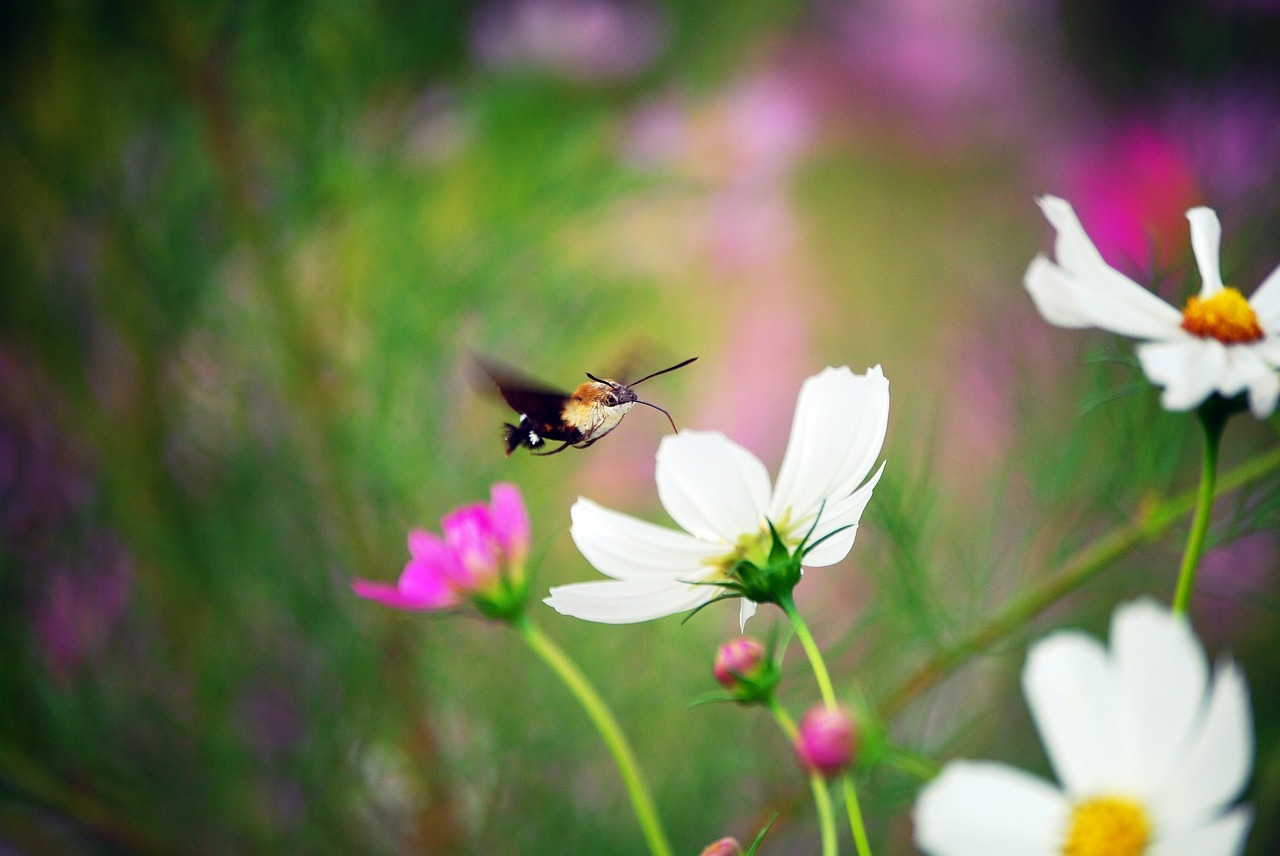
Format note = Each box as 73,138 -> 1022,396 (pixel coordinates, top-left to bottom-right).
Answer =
914,598 -> 1253,856
1025,195 -> 1280,418
544,365 -> 889,628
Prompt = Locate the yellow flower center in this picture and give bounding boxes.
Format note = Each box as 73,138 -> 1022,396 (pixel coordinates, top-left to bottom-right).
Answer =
1181,287 -> 1264,344
1061,797 -> 1152,856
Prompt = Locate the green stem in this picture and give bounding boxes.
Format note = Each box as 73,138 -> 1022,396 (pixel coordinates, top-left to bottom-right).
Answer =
516,617 -> 673,856
877,443 -> 1280,719
779,595 -> 874,856
1171,410 -> 1226,615
780,594 -> 837,709
768,699 -> 839,856
841,776 -> 873,856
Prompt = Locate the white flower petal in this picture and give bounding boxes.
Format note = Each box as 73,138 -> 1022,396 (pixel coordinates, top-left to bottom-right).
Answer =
570,498 -> 726,582
913,760 -> 1068,856
1246,369 -> 1280,418
769,365 -> 889,525
656,431 -> 771,542
1154,661 -> 1253,833
1223,347 -> 1280,418
543,579 -> 715,624
1024,255 -> 1096,329
799,462 -> 885,567
1149,805 -> 1252,856
739,599 -> 757,631
1187,207 -> 1225,297
1137,339 -> 1227,411
1109,599 -> 1208,795
1031,196 -> 1183,339
1247,264 -> 1280,330
1022,630 -> 1119,797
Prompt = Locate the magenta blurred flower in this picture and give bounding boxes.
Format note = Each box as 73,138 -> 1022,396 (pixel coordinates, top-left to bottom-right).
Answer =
713,637 -> 766,691
470,0 -> 666,83
698,837 -> 742,856
34,533 -> 134,679
795,704 -> 858,778
353,484 -> 530,619
1058,123 -> 1202,279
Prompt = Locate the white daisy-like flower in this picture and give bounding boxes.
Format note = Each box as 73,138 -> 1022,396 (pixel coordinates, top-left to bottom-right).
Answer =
1025,195 -> 1280,418
544,365 -> 889,628
914,598 -> 1254,856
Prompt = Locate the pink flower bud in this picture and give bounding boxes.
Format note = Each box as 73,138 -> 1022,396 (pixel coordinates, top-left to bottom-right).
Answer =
713,636 -> 765,689
795,704 -> 858,777
698,837 -> 741,856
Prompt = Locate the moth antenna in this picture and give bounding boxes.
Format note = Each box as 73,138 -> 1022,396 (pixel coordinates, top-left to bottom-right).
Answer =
584,372 -> 618,387
635,399 -> 679,433
625,356 -> 698,387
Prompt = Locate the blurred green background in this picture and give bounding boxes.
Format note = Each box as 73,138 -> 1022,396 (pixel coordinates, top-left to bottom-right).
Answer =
3,1 -> 1280,853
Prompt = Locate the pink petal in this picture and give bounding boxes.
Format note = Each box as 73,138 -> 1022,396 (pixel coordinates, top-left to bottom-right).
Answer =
489,482 -> 530,563
351,578 -> 459,611
441,504 -> 499,587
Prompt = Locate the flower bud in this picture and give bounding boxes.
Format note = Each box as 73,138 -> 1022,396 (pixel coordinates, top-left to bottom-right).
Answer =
795,704 -> 858,777
698,837 -> 741,856
713,637 -> 766,690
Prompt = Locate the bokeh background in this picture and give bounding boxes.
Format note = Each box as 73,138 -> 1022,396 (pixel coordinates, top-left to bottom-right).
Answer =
3,1 -> 1280,853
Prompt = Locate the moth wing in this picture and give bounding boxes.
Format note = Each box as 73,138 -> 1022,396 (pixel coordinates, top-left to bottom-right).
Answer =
472,357 -> 570,425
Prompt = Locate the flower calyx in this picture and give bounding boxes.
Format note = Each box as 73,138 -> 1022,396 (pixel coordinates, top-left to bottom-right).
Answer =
708,511 -> 848,613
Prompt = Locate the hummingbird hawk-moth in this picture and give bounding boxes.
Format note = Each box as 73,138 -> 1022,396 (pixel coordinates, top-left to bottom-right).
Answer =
476,356 -> 697,456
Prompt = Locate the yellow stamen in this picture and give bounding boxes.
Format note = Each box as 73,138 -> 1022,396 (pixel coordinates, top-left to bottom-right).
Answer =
1061,796 -> 1151,856
1181,287 -> 1264,344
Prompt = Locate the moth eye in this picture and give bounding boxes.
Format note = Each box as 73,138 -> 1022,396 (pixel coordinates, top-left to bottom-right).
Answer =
604,393 -> 619,406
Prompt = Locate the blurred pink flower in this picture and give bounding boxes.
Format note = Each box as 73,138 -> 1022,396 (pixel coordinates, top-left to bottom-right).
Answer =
713,636 -> 766,690
1057,123 -> 1202,279
34,533 -> 134,679
622,65 -> 820,186
353,484 -> 529,615
1163,86 -> 1280,205
470,0 -> 666,83
699,837 -> 742,856
1194,531 -> 1278,646
795,704 -> 859,777
828,0 -> 1039,145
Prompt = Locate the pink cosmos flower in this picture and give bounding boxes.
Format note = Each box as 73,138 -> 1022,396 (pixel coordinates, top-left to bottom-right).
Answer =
713,637 -> 766,691
796,704 -> 859,778
353,484 -> 529,616
699,837 -> 742,856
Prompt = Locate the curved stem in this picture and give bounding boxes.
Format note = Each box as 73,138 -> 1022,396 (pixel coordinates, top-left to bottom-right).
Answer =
841,776 -> 873,856
779,595 -> 874,856
877,444 -> 1280,718
1172,410 -> 1225,615
516,617 -> 673,856
780,594 -> 837,709
768,698 -> 839,856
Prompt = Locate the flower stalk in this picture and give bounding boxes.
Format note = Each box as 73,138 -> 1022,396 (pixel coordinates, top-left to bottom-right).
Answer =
515,616 -> 673,856
877,442 -> 1280,719
1171,402 -> 1228,615
780,595 -> 874,856
768,697 -> 839,856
